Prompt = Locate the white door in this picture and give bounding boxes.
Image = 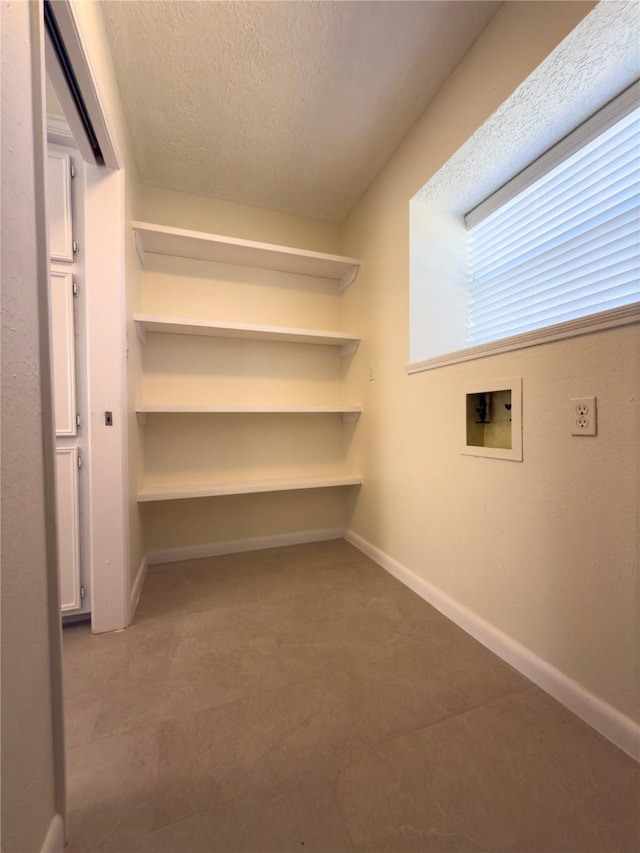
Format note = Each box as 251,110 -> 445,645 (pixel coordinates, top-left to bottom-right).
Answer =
55,447 -> 81,610
47,144 -> 87,614
50,270 -> 77,437
47,148 -> 74,262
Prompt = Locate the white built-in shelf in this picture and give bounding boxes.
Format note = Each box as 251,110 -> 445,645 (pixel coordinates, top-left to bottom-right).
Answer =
136,405 -> 361,424
137,475 -> 363,502
133,221 -> 361,291
133,314 -> 360,356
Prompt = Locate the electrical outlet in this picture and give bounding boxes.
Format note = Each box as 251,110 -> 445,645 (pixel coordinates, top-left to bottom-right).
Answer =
570,396 -> 597,436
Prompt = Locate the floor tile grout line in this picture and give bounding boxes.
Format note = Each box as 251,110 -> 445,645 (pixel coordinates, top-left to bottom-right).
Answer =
71,663 -> 357,748
67,627 -> 535,747
70,587 -> 477,746
377,682 -> 537,749
143,681 -> 537,827
71,636 -> 521,749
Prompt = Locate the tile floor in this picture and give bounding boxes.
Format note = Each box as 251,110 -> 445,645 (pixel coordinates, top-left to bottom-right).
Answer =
63,540 -> 640,852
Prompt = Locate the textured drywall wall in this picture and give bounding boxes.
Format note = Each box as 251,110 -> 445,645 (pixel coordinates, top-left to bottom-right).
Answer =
342,0 -> 640,723
138,186 -> 354,553
1,3 -> 64,850
101,1 -> 500,220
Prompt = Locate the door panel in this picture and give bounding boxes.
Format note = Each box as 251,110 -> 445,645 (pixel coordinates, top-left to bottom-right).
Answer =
50,270 -> 77,437
48,140 -> 88,617
47,149 -> 73,262
55,447 -> 81,612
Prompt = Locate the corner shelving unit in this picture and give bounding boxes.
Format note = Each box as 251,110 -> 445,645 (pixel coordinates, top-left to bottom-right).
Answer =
134,221 -> 363,505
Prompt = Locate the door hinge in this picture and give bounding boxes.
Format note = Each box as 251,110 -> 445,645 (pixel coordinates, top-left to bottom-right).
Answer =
72,279 -> 78,297
75,413 -> 81,429
70,162 -> 76,179
80,585 -> 85,600
77,453 -> 83,470
72,240 -> 78,254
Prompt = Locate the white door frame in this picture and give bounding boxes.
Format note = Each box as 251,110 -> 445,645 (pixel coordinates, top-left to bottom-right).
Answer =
47,0 -> 129,632
84,162 -> 129,632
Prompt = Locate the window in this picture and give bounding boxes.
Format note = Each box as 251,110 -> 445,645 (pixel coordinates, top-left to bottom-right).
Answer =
407,0 -> 640,376
465,83 -> 639,349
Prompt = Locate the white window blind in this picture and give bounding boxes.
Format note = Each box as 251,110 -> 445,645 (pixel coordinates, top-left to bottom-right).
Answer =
466,83 -> 640,348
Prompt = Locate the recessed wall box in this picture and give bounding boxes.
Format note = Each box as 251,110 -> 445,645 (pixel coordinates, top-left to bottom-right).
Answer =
463,378 -> 522,461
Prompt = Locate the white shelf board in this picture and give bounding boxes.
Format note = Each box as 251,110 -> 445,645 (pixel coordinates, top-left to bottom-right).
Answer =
136,405 -> 361,424
137,475 -> 363,502
133,221 -> 361,291
133,314 -> 360,356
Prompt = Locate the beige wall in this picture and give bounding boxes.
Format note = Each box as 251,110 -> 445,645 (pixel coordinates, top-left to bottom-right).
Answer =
1,2 -> 65,850
341,0 -> 639,722
138,187 -> 355,553
140,185 -> 341,253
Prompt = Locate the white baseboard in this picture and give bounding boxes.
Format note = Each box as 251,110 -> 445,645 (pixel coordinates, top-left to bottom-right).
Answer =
345,529 -> 640,762
128,554 -> 148,623
147,527 -> 346,566
40,814 -> 64,853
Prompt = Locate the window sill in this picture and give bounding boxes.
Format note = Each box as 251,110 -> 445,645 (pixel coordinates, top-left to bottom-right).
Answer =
406,303 -> 640,375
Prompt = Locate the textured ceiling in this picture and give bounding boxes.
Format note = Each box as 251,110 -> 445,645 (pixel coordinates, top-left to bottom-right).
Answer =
101,0 -> 500,221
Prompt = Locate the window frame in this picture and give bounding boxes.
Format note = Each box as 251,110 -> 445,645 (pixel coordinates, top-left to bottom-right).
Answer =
406,302 -> 638,374
465,81 -> 639,230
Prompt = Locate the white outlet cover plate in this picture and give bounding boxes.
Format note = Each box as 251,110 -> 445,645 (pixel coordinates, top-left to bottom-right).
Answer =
570,396 -> 597,436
